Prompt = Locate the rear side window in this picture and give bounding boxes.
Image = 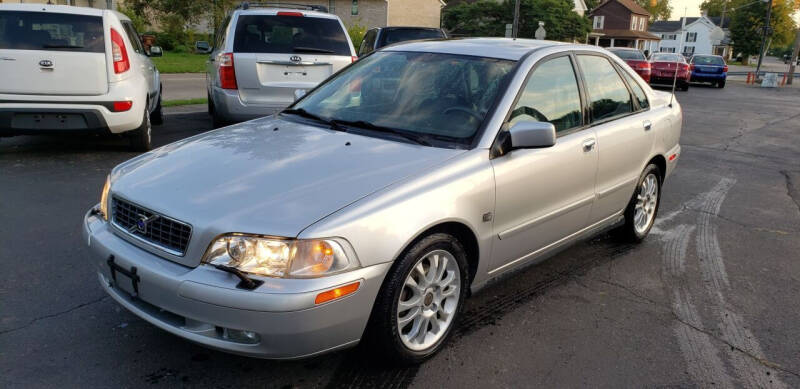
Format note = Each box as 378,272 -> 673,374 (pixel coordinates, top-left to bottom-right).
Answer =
577,55 -> 632,121
121,21 -> 144,54
0,11 -> 104,52
233,15 -> 350,55
620,68 -> 649,110
359,29 -> 377,56
510,56 -> 582,133
382,29 -> 445,46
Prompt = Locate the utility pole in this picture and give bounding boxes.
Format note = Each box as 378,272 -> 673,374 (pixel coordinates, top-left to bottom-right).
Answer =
788,29 -> 800,85
512,0 -> 521,39
755,0 -> 772,78
719,0 -> 727,29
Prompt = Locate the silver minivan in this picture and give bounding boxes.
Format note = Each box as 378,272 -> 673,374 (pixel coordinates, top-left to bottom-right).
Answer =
206,4 -> 356,127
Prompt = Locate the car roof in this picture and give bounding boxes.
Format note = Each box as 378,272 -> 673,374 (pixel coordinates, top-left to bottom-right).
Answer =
382,38 -> 569,60
233,7 -> 338,19
0,3 -> 105,17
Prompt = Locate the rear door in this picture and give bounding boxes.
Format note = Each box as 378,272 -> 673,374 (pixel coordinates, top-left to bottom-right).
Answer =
231,13 -> 354,107
0,10 -> 108,96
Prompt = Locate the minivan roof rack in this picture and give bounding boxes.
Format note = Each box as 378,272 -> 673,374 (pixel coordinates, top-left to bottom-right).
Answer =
236,2 -> 329,12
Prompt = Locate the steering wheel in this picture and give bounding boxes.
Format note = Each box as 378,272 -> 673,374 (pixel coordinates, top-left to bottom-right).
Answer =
443,106 -> 483,121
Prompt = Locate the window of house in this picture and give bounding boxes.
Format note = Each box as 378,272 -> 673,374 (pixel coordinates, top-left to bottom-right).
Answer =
509,56 -> 582,133
683,46 -> 695,55
328,0 -> 335,13
686,32 -> 696,42
577,55 -> 632,122
638,16 -> 646,31
593,15 -> 604,29
660,47 -> 676,53
662,34 -> 676,40
352,0 -> 358,15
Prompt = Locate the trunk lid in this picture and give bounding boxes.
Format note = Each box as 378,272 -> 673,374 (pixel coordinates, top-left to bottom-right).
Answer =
0,10 -> 108,95
230,13 -> 353,106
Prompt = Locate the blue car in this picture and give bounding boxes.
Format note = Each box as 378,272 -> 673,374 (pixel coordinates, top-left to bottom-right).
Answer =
689,55 -> 728,88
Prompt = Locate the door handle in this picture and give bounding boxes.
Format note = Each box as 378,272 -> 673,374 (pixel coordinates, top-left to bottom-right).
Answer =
643,120 -> 652,131
582,139 -> 596,152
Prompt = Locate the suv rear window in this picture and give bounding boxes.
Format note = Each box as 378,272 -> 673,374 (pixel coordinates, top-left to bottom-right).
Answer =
608,49 -> 645,61
233,15 -> 350,55
382,29 -> 444,46
0,11 -> 104,52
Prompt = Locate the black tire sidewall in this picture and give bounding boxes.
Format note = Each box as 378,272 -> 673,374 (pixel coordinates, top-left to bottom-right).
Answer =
130,108 -> 152,151
367,233 -> 469,364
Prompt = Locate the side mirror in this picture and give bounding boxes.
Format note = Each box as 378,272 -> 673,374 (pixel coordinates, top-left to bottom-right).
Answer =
293,89 -> 307,101
148,46 -> 163,57
508,121 -> 556,149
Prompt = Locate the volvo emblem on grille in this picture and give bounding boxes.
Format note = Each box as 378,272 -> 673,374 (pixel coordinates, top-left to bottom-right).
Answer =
290,55 -> 302,63
130,214 -> 160,234
39,59 -> 54,68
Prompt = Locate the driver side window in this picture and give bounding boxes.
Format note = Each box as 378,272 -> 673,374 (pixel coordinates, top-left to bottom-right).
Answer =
509,56 -> 582,133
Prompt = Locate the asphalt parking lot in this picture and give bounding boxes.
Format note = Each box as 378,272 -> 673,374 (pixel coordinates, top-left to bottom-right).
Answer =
1,81 -> 799,388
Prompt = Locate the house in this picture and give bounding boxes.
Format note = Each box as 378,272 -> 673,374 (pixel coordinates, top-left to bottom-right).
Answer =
588,0 -> 660,52
7,0 -> 118,9
649,15 -> 730,58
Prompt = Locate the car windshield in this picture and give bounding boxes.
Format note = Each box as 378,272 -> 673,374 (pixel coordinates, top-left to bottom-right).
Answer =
609,49 -> 645,60
0,11 -> 104,52
692,56 -> 725,65
652,53 -> 684,62
289,51 -> 515,147
233,15 -> 350,55
383,29 -> 445,45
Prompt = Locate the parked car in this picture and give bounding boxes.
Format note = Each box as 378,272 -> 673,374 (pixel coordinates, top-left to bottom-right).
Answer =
0,4 -> 164,150
358,26 -> 447,56
206,3 -> 356,127
649,52 -> 691,91
689,54 -> 727,88
84,38 -> 682,364
606,47 -> 650,83
195,40 -> 212,54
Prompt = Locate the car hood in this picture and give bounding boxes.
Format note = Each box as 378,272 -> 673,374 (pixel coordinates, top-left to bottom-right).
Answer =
110,116 -> 464,265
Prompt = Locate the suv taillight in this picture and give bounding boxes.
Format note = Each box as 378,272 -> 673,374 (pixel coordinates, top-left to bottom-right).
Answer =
351,56 -> 358,63
110,28 -> 129,74
219,53 -> 237,90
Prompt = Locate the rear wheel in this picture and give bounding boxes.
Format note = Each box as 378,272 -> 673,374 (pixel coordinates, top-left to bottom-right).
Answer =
681,81 -> 690,91
151,90 -> 164,125
616,164 -> 661,242
365,233 -> 468,364
717,80 -> 726,88
128,107 -> 152,152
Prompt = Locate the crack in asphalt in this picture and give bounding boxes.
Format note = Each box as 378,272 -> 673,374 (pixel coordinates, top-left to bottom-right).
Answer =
0,295 -> 109,336
722,112 -> 800,152
780,170 -> 800,217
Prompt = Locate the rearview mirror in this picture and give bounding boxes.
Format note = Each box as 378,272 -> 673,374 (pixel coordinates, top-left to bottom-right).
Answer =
508,121 -> 556,149
148,46 -> 163,57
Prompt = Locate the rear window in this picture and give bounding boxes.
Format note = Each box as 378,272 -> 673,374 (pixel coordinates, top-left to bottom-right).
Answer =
0,11 -> 104,52
692,56 -> 725,65
652,53 -> 684,62
608,49 -> 645,61
382,29 -> 444,46
233,14 -> 350,55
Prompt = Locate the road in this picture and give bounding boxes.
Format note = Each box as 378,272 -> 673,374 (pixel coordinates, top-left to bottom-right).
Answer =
161,73 -> 206,101
1,82 -> 799,388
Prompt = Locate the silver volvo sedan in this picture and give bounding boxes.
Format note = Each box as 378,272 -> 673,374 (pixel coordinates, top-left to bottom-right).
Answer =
83,38 -> 681,364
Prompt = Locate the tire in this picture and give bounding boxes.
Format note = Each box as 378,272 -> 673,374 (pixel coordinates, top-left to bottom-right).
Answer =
681,81 -> 689,91
718,80 -> 726,88
212,111 -> 227,129
151,90 -> 164,125
207,92 -> 214,115
615,164 -> 662,242
128,107 -> 152,152
364,233 -> 469,365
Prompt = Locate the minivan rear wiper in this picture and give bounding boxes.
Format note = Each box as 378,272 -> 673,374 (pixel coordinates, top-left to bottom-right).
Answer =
281,108 -> 346,132
332,120 -> 431,146
293,47 -> 335,54
43,44 -> 84,49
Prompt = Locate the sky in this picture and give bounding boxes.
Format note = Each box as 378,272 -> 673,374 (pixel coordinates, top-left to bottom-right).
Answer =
670,0 -> 703,18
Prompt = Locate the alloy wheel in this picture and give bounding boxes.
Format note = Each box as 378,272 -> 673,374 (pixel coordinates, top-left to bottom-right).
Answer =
634,173 -> 658,235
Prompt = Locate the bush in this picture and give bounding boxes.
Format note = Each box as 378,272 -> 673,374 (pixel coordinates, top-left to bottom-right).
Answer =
348,22 -> 367,51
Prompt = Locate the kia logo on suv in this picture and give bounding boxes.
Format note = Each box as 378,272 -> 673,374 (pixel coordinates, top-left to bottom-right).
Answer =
290,56 -> 302,63
39,59 -> 53,67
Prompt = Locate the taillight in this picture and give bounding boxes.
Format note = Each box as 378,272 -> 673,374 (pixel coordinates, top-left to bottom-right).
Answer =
110,28 -> 129,74
689,64 -> 695,71
277,11 -> 303,16
218,53 -> 237,90
723,65 -> 728,72
112,101 -> 133,112
351,56 -> 358,63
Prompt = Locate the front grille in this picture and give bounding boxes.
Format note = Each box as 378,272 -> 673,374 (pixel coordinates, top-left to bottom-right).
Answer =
112,196 -> 192,255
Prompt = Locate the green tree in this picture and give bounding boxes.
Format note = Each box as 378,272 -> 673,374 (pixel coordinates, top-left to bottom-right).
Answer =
634,0 -> 672,21
729,0 -> 798,57
699,0 -> 729,16
444,0 -> 591,42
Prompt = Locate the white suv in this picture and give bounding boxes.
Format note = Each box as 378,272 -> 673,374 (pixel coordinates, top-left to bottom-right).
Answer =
0,4 -> 163,151
206,3 -> 356,127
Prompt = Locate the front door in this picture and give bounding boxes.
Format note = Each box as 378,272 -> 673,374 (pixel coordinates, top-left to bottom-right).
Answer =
490,55 -> 598,274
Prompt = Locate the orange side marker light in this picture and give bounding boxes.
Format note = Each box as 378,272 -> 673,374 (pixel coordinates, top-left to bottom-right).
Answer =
315,282 -> 360,304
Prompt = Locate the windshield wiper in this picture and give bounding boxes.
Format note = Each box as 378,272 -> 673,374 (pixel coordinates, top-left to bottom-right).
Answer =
332,120 -> 431,146
43,44 -> 84,49
281,108 -> 346,132
293,46 -> 335,54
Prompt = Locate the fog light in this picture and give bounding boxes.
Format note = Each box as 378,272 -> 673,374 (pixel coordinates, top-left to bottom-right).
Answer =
219,327 -> 260,344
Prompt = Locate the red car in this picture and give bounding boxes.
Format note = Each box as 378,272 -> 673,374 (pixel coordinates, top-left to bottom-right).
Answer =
649,53 -> 691,91
607,48 -> 650,83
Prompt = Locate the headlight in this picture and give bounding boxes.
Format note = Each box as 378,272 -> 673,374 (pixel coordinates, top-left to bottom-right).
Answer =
201,235 -> 356,278
99,175 -> 110,221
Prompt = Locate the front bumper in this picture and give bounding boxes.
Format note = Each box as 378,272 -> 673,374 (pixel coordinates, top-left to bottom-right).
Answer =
83,209 -> 390,359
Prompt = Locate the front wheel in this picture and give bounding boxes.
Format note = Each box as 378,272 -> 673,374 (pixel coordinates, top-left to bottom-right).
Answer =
616,164 -> 661,242
364,233 -> 469,364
